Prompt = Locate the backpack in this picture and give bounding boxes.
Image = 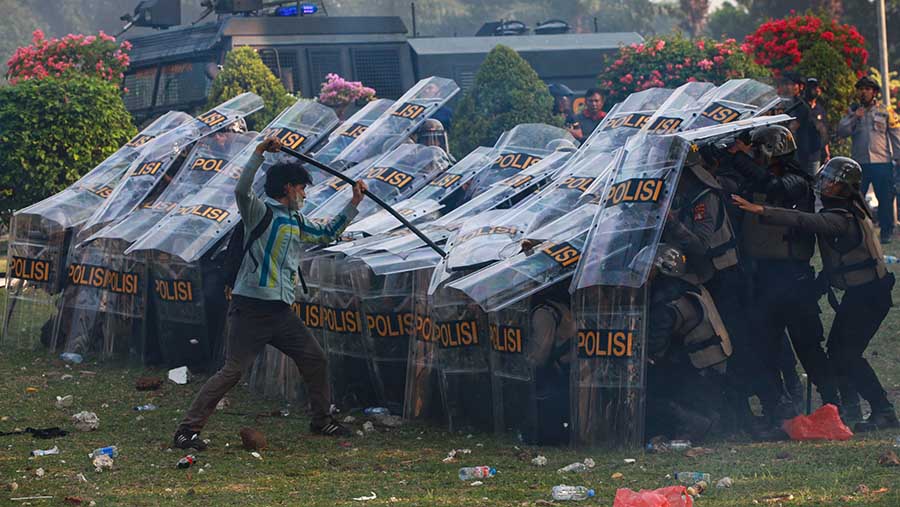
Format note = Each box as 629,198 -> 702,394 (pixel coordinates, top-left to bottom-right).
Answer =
223,205 -> 308,294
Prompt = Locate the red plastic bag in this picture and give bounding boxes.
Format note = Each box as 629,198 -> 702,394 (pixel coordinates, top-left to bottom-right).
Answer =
614,486 -> 693,507
782,403 -> 853,441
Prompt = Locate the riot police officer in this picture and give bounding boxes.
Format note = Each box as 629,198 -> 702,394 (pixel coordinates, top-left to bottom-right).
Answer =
741,125 -> 840,420
644,244 -> 732,441
414,119 -> 451,156
734,157 -> 898,431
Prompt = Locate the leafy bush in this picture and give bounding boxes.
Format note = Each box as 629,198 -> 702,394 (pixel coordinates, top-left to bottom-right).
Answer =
795,42 -> 857,128
206,47 -> 295,131
742,13 -> 868,78
597,34 -> 767,105
450,45 -> 562,158
0,75 -> 136,220
6,29 -> 131,85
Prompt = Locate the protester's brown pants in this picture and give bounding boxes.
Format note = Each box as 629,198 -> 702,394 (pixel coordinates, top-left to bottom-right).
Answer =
179,296 -> 330,432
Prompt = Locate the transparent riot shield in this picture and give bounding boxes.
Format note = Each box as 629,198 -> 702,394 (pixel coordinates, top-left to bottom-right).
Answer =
433,283 -> 493,433
78,93 -> 264,240
404,267 -> 442,421
344,147 -> 497,237
126,99 -> 338,262
2,112 -> 193,351
316,255 -> 374,410
488,300 -> 571,445
307,144 -> 451,221
467,124 -> 574,197
50,238 -> 150,362
570,286 -> 648,448
313,99 -> 393,165
687,79 -> 779,130
577,88 -> 674,155
332,77 -> 459,167
86,131 -> 257,244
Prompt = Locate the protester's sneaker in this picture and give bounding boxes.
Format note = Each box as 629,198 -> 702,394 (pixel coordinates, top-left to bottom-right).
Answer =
854,410 -> 900,433
173,429 -> 208,451
310,418 -> 351,437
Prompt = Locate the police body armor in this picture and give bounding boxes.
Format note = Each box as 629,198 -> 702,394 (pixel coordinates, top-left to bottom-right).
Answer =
742,192 -> 815,261
677,164 -> 739,282
668,286 -> 732,373
818,202 -> 888,290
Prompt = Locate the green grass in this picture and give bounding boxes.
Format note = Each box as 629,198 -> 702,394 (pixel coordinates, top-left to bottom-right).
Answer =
0,245 -> 899,506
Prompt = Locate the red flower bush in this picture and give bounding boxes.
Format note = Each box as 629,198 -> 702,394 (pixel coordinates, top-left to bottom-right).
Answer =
598,34 -> 766,104
6,29 -> 131,84
743,13 -> 867,78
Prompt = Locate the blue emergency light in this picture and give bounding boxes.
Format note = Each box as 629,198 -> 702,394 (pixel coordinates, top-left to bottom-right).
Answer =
275,3 -> 317,16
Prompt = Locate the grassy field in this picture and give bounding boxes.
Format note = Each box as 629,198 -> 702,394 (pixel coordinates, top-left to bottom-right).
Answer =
0,248 -> 899,506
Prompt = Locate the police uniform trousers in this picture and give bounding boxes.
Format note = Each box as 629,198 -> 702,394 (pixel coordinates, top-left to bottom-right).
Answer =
753,260 -> 837,405
861,163 -> 895,239
827,274 -> 895,411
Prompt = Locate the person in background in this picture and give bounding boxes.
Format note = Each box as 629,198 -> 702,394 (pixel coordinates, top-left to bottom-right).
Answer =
837,75 -> 900,244
569,88 -> 606,143
805,78 -> 831,165
776,72 -> 822,176
548,83 -> 576,126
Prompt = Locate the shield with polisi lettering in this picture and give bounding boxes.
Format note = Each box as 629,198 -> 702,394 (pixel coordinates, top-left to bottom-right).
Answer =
2,112 -> 193,354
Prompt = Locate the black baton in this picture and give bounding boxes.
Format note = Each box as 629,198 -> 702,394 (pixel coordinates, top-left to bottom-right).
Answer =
279,146 -> 447,258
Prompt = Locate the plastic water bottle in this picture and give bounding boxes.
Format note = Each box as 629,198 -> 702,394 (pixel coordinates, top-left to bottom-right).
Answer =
60,352 -> 83,364
669,439 -> 692,450
30,446 -> 60,457
885,255 -> 900,264
552,485 -> 595,501
673,471 -> 711,484
134,404 -> 158,411
458,466 -> 496,481
363,407 -> 389,416
557,462 -> 589,473
89,446 -> 118,459
893,435 -> 900,448
177,455 -> 196,469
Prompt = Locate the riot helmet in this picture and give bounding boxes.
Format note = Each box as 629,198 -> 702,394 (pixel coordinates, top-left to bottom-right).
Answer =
545,138 -> 577,152
855,75 -> 881,92
750,125 -> 796,166
415,119 -> 449,153
816,156 -> 862,199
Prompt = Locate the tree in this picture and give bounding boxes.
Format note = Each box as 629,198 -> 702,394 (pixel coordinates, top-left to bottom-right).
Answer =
0,75 -> 136,219
705,2 -> 755,40
678,0 -> 710,37
450,45 -> 562,159
796,42 -> 858,128
205,47 -> 295,131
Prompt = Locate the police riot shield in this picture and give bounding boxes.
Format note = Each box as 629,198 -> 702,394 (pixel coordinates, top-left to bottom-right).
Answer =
686,79 -> 779,130
316,254 -> 374,410
403,266 -> 443,421
306,144 -> 452,221
577,88 -> 674,155
344,147 -> 497,237
1,112 -> 193,351
125,99 -> 338,262
313,99 -> 393,165
433,283 -> 493,432
86,131 -> 257,244
567,133 -> 690,448
467,124 -> 574,197
78,93 -> 264,240
332,77 -> 459,167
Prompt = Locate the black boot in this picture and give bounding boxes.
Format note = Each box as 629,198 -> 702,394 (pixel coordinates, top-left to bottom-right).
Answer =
854,405 -> 900,433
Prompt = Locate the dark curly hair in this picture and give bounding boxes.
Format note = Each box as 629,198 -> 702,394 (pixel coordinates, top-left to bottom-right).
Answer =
264,162 -> 313,199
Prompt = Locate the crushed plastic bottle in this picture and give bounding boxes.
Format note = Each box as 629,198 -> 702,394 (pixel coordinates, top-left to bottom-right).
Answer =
134,404 -> 158,411
552,485 -> 595,501
177,455 -> 196,469
668,440 -> 692,450
458,466 -> 496,481
30,446 -> 60,457
557,462 -> 588,473
60,352 -> 83,364
363,407 -> 389,416
89,446 -> 118,459
673,471 -> 711,484
885,255 -> 899,264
